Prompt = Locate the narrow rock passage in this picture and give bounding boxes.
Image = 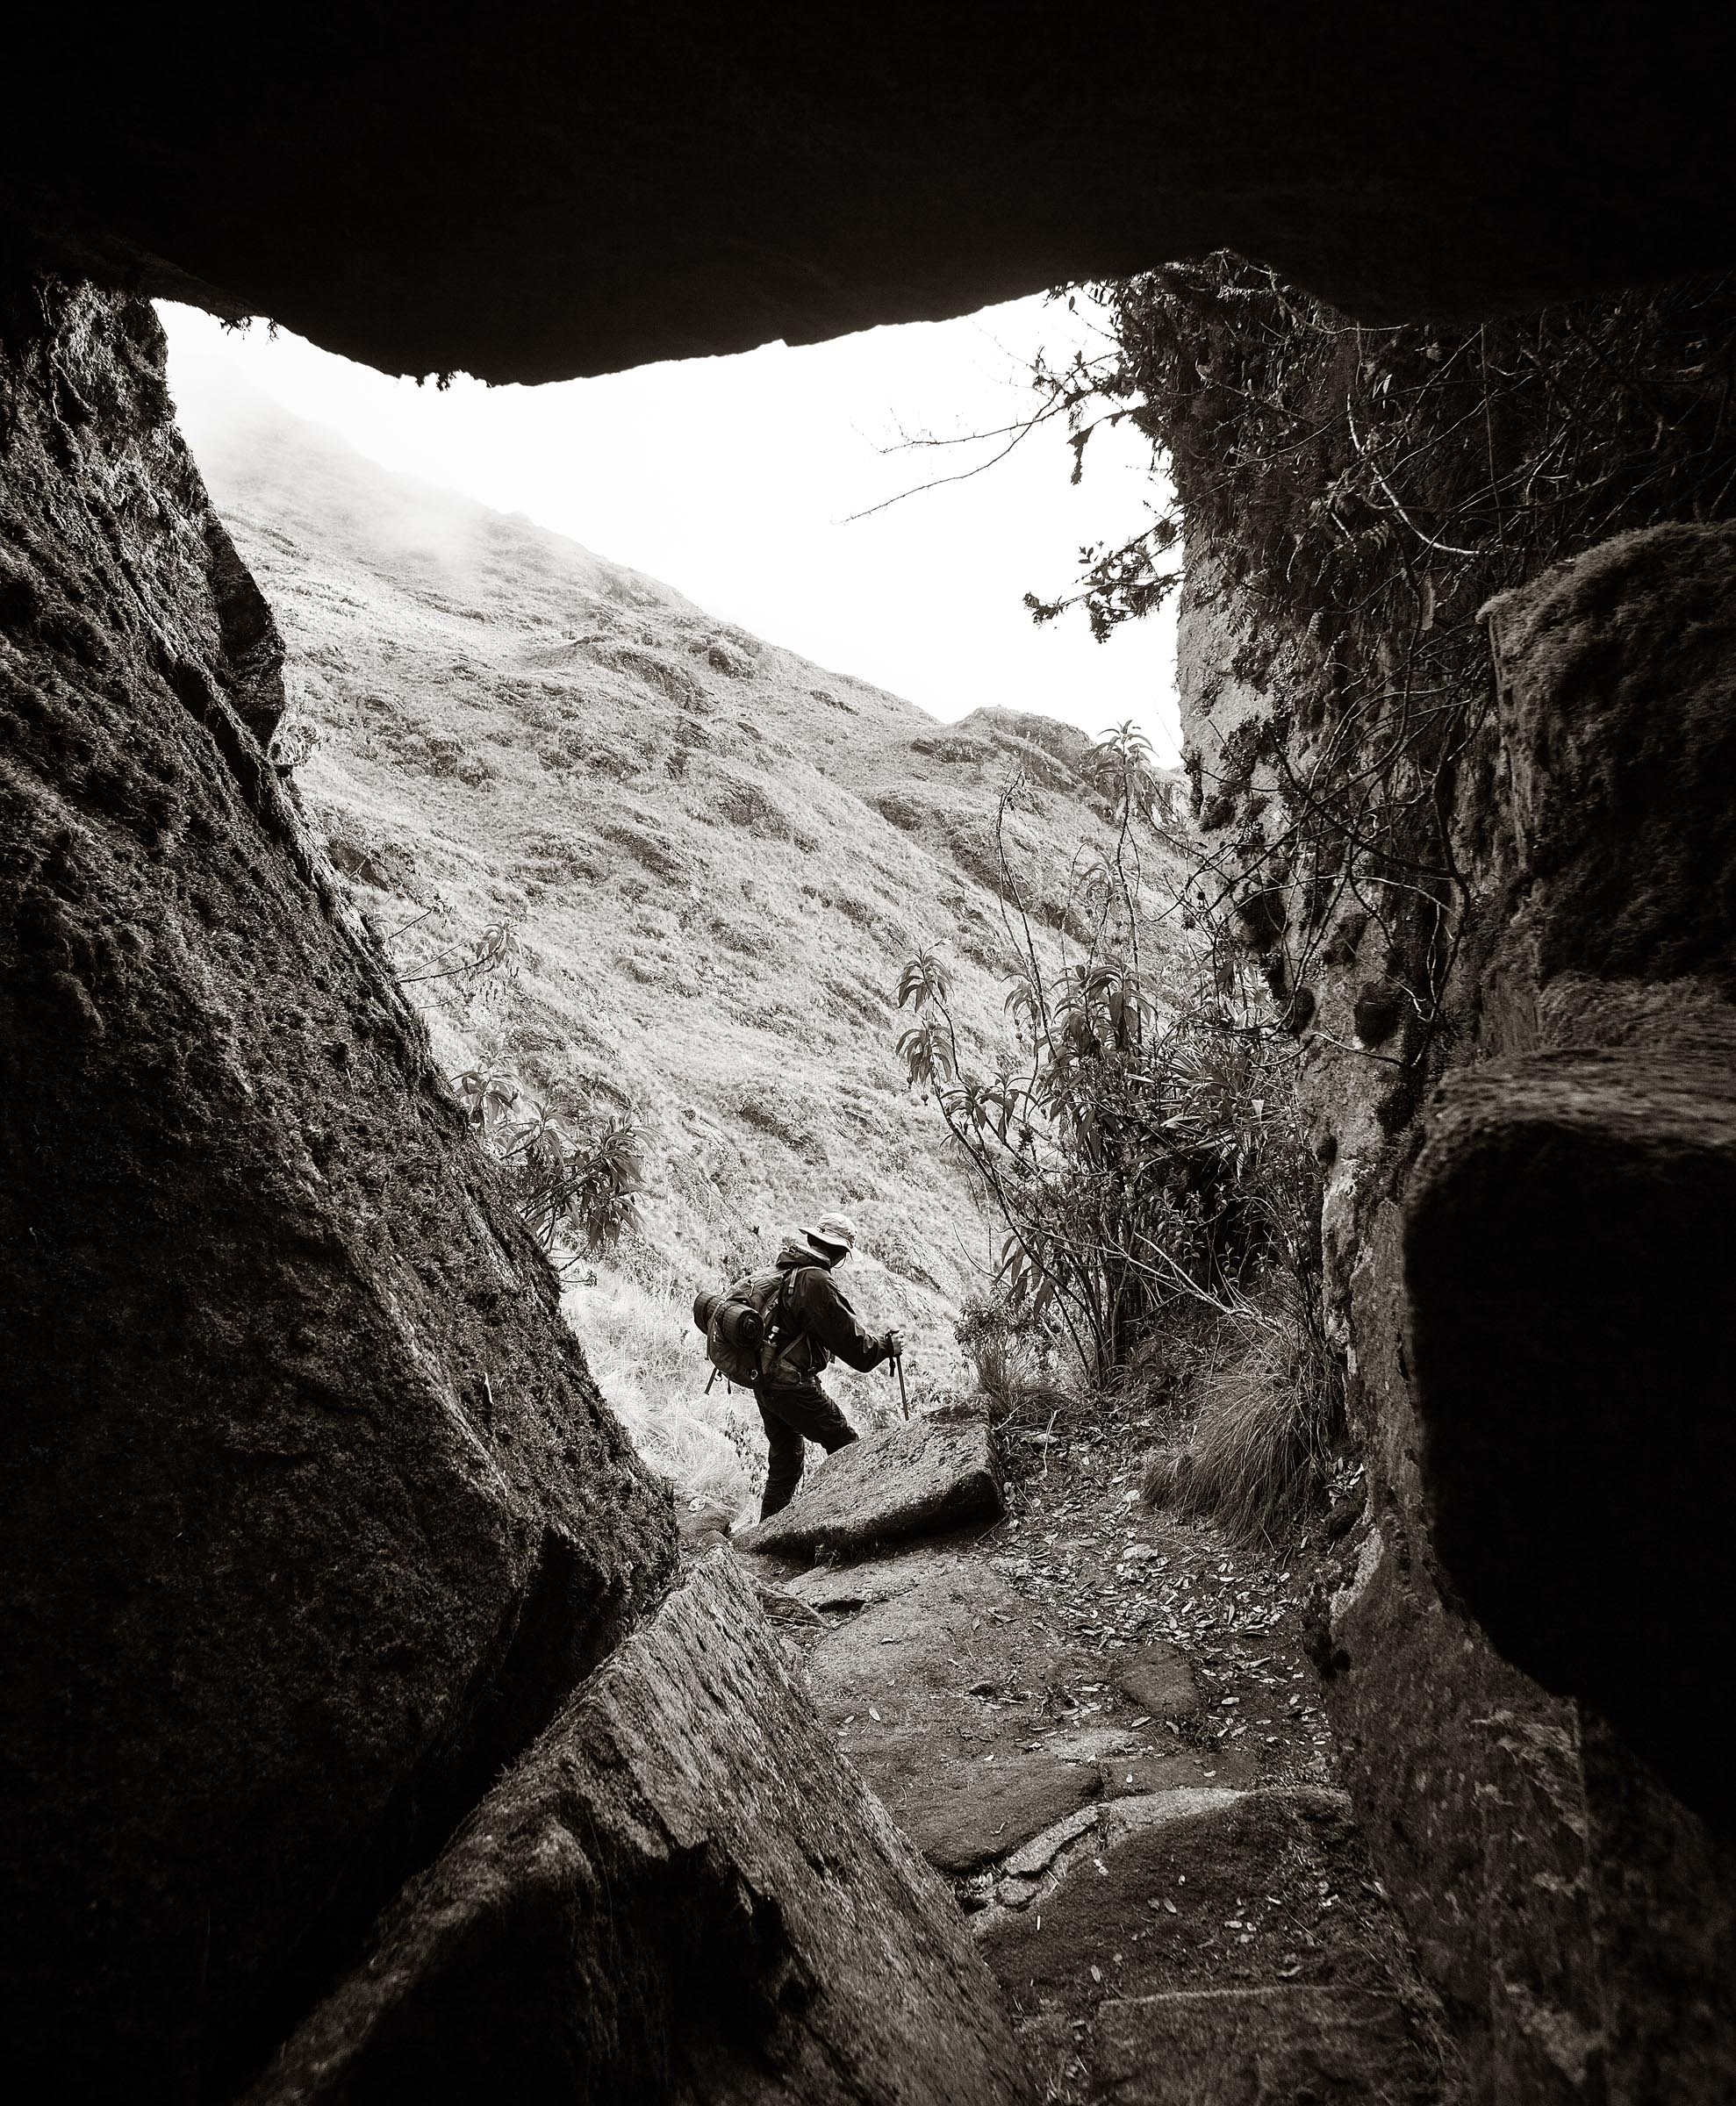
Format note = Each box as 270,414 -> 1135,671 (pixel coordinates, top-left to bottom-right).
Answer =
732,1405 -> 1449,2104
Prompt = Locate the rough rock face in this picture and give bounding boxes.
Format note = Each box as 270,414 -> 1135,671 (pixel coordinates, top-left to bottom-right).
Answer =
247,1553 -> 1031,2106
4,11 -> 1736,380
977,1786 -> 1410,2006
737,1407 -> 1004,1560
0,275 -> 676,2100
974,1786 -> 1442,2104
1176,525 -> 1736,2095
1091,1988 -> 1438,2106
1479,525 -> 1736,992
1408,1046 -> 1736,1816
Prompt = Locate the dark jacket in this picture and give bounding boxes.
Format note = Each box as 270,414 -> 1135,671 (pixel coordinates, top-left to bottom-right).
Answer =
746,1238 -> 889,1391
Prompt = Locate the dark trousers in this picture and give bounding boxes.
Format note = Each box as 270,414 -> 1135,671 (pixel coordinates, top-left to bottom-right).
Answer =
755,1382 -> 857,1519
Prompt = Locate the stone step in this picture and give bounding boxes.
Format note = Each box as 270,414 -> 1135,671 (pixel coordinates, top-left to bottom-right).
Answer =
1090,1986 -> 1439,2104
735,1405 -> 1003,1560
977,1785 -> 1392,2010
776,1542 -> 1109,1872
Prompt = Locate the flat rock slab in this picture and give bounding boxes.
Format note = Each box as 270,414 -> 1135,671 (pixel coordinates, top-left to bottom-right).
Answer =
737,1409 -> 1003,1560
1094,1987 -> 1438,2104
249,1552 -> 1031,2106
1114,1642 -> 1201,1719
900,1756 -> 1101,1875
1101,1746 -> 1259,1795
782,1544 -> 1134,1876
979,1787 -> 1382,2009
1044,1726 -> 1142,1765
794,1545 -> 1070,1726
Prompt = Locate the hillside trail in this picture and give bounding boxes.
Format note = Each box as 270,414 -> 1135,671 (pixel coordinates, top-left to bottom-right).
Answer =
713,1400 -> 1451,2105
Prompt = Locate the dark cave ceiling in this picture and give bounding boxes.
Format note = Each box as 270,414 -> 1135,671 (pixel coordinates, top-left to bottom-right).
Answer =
6,4 -> 1734,382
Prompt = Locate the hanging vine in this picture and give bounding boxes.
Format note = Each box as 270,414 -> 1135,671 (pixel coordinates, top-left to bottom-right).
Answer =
1029,261 -> 1736,1099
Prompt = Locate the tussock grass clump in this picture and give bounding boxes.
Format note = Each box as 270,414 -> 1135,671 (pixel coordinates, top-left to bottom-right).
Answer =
966,1334 -> 1073,1429
1142,1305 -> 1340,1544
954,1289 -> 1079,1429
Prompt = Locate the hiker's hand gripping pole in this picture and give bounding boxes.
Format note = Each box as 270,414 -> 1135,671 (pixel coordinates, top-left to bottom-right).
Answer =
885,1329 -> 908,1420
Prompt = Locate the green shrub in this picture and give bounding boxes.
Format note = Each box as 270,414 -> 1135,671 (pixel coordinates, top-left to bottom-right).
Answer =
456,1069 -> 646,1253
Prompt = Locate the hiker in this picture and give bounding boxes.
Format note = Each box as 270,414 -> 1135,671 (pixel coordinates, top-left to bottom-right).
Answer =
748,1211 -> 903,1521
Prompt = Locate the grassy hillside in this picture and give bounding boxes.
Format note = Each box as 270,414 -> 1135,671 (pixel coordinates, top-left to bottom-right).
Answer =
180,383 -> 1186,1506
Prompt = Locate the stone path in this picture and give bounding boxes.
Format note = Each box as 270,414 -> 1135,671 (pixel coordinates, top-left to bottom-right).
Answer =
727,1400 -> 1448,2104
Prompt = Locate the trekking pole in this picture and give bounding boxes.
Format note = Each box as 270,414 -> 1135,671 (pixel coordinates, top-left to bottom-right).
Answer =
892,1350 -> 909,1421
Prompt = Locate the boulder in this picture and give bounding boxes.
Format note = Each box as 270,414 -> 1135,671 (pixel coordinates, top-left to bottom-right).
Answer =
0,282 -> 676,2099
1481,523 -> 1736,990
739,1408 -> 1002,1560
1113,1642 -> 1201,1720
247,1553 -> 1032,2106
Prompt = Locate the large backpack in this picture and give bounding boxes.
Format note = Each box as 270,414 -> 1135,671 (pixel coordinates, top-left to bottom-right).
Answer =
692,1264 -> 817,1387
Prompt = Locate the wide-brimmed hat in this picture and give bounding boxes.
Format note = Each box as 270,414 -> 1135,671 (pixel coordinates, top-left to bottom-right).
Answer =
804,1210 -> 858,1254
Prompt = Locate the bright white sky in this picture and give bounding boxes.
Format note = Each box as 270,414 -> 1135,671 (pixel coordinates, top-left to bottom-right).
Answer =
161,295 -> 1180,763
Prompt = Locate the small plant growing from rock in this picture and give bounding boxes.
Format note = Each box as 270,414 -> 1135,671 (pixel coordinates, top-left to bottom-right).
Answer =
269,714 -> 321,774
456,1069 -> 647,1255
393,915 -> 521,1006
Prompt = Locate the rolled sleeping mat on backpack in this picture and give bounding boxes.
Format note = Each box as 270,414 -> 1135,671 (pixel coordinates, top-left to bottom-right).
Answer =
692,1289 -> 720,1333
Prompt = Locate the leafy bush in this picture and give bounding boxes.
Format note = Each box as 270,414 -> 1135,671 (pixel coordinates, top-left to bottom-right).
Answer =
456,1069 -> 647,1255
897,728 -> 1323,1387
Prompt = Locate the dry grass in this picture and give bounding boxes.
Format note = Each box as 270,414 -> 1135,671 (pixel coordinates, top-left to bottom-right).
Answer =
174,383 -> 1154,1503
1140,1304 -> 1339,1544
965,1334 -> 1078,1429
563,1267 -> 764,1512
563,1256 -> 964,1510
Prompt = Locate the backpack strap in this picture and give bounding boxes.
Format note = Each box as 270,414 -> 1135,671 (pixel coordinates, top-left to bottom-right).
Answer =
763,1263 -> 821,1379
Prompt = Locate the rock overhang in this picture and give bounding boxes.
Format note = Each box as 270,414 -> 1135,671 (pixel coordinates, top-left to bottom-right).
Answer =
4,4 -> 1735,383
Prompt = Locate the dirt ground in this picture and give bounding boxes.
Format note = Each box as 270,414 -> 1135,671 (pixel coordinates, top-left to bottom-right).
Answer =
729,1396 -> 1448,2103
